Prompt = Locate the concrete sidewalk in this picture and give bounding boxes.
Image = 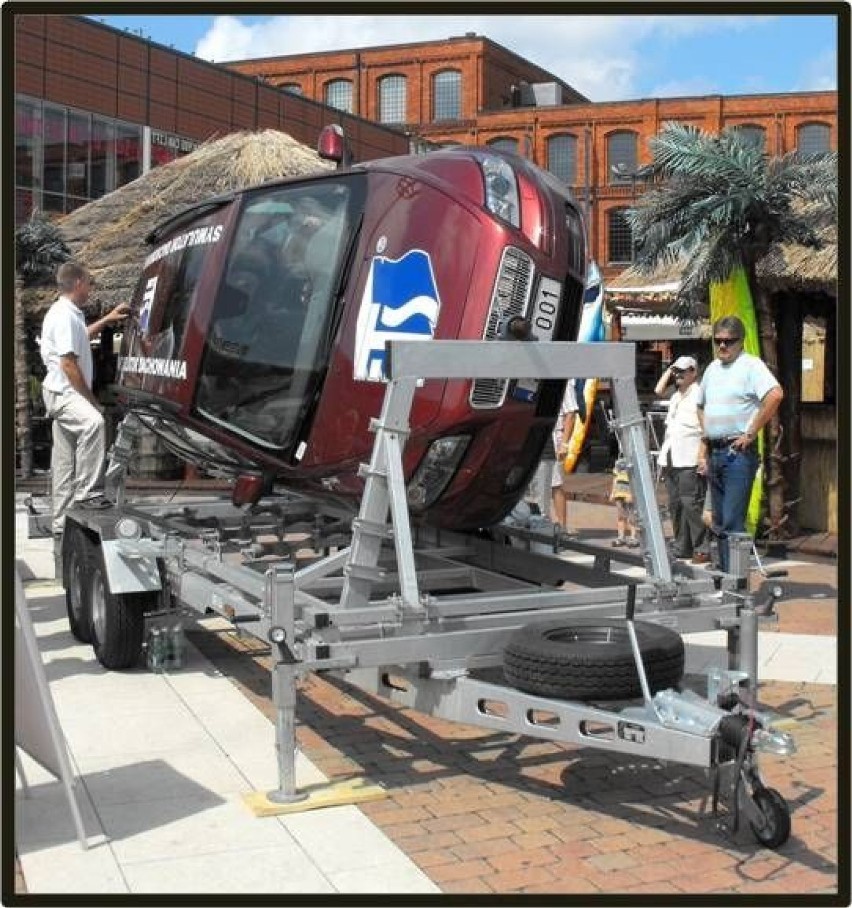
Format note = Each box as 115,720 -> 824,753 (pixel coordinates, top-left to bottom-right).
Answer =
13,501 -> 837,895
14,577 -> 440,895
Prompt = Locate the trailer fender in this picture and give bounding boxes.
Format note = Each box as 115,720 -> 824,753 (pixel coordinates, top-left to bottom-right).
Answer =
100,540 -> 162,594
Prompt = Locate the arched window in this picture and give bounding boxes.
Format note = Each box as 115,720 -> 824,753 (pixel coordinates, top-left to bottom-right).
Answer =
797,122 -> 831,156
547,134 -> 577,184
281,83 -> 303,96
433,70 -> 461,121
324,79 -> 353,113
607,131 -> 638,183
608,208 -> 634,264
487,136 -> 518,154
378,74 -> 407,124
728,124 -> 765,150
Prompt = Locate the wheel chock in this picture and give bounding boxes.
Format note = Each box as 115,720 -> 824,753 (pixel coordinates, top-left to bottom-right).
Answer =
243,777 -> 388,817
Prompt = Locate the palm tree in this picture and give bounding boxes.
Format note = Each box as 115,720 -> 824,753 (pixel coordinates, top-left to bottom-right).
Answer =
626,123 -> 837,539
14,213 -> 70,478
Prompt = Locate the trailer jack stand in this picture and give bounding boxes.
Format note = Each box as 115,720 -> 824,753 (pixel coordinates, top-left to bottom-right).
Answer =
242,659 -> 388,817
243,566 -> 390,817
244,778 -> 388,817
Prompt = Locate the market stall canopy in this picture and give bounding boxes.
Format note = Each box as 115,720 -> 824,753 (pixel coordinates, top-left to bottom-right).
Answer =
21,129 -> 334,320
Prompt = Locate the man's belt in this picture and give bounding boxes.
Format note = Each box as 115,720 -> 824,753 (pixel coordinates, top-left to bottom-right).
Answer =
706,435 -> 754,450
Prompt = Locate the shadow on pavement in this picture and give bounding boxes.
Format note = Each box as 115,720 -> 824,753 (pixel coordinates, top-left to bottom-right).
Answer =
16,760 -> 225,854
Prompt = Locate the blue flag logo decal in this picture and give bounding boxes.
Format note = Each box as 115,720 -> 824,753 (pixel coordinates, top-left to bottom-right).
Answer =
354,250 -> 442,381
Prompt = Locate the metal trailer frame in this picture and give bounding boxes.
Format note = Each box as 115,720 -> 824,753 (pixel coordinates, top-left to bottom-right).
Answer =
62,341 -> 794,844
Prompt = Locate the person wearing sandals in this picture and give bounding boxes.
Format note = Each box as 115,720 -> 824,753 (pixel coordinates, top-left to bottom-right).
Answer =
610,456 -> 639,547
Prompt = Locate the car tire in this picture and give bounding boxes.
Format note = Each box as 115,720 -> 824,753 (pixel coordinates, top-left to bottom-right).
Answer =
88,548 -> 148,670
503,619 -> 684,701
63,524 -> 94,643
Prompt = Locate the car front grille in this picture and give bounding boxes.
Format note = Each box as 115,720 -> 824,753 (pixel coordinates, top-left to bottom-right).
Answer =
470,247 -> 534,409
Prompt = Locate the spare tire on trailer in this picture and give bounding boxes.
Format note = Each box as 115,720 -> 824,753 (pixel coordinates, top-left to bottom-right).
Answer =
503,619 -> 684,701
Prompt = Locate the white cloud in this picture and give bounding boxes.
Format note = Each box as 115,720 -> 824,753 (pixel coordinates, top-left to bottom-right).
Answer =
195,13 -> 777,100
795,47 -> 837,91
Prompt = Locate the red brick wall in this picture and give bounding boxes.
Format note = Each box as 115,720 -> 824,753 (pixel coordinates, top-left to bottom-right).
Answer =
228,37 -> 836,279
14,14 -> 409,162
229,36 -> 576,127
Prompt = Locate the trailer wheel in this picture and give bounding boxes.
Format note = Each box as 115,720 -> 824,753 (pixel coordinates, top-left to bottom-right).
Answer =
503,619 -> 684,701
88,549 -> 146,670
63,524 -> 93,643
749,787 -> 791,849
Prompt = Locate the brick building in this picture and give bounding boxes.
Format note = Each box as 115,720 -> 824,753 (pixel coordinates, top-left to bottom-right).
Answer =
226,33 -> 837,283
12,14 -> 410,224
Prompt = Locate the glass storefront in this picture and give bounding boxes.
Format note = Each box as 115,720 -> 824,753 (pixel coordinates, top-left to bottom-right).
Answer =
15,95 -> 198,223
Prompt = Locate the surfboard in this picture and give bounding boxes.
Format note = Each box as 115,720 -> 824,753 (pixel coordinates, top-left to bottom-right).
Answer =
708,265 -> 764,535
562,262 -> 606,473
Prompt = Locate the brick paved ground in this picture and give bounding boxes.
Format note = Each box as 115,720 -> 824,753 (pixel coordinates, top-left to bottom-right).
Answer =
185,503 -> 839,898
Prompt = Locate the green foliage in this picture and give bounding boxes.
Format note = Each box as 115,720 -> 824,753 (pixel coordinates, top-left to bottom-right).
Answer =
15,212 -> 71,287
626,123 -> 837,307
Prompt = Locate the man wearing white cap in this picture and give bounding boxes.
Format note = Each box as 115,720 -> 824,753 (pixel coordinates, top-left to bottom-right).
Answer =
654,355 -> 709,563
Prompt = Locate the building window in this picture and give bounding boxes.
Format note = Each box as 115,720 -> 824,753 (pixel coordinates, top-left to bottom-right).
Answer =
607,131 -> 638,183
433,70 -> 461,121
728,124 -> 765,150
116,123 -> 143,185
66,110 -> 90,207
14,95 -> 179,225
487,136 -> 518,154
378,74 -> 406,124
90,117 -> 115,199
324,79 -> 353,113
42,105 -> 66,215
797,122 -> 831,156
16,97 -> 41,222
281,83 -> 303,96
547,134 -> 577,184
608,208 -> 634,264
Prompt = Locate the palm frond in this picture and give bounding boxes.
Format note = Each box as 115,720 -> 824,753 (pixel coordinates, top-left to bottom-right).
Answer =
15,212 -> 71,287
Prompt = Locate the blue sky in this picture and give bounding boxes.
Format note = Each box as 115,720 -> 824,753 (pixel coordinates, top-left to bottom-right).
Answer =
93,13 -> 838,102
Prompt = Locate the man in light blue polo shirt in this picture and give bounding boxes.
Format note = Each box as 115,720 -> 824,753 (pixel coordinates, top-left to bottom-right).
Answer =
696,315 -> 783,572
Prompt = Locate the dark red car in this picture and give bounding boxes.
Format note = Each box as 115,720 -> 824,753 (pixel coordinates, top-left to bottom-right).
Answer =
117,141 -> 587,530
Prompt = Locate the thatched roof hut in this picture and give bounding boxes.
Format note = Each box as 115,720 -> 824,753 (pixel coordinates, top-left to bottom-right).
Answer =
21,129 -> 334,320
605,211 -> 837,306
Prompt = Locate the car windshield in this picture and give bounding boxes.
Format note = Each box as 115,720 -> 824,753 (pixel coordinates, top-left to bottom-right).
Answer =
195,178 -> 360,449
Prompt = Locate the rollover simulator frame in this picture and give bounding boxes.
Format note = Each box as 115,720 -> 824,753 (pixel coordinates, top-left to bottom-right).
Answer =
64,341 -> 790,836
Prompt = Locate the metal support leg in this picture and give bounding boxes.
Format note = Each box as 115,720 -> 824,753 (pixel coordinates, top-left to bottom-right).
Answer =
15,748 -> 31,797
103,413 -> 143,507
610,377 -> 672,584
265,563 -> 307,804
738,603 -> 759,693
725,533 -> 759,690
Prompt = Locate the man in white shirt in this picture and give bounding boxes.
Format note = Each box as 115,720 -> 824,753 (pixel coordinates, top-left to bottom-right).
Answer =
654,355 -> 708,564
40,262 -> 129,536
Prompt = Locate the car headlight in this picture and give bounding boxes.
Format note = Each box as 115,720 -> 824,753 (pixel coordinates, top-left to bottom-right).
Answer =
407,435 -> 471,512
480,155 -> 520,227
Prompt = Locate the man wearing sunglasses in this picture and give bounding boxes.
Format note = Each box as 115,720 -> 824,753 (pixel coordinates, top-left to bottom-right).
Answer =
696,315 -> 784,572
654,355 -> 709,564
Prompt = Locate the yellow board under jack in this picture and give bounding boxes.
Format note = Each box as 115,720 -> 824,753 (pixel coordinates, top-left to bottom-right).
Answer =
243,777 -> 388,817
